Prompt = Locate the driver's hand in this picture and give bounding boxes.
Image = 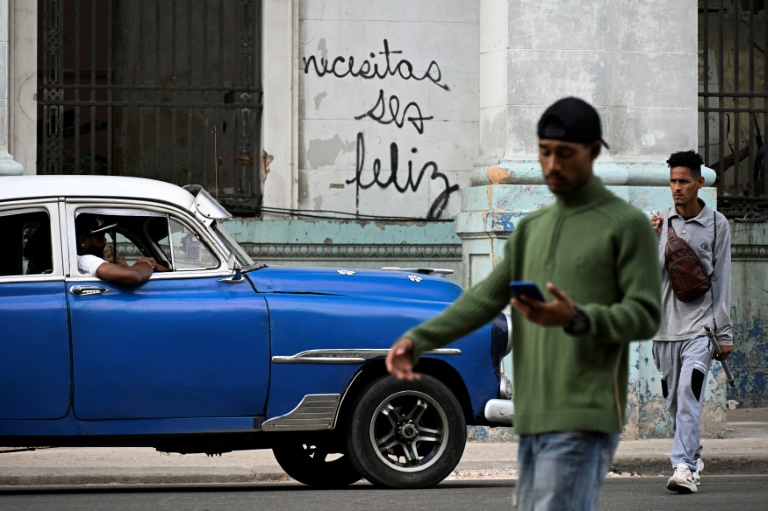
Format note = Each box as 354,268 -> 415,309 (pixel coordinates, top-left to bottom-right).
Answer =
136,257 -> 158,271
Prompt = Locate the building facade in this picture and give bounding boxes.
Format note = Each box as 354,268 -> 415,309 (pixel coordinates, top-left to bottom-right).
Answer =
2,0 -> 766,437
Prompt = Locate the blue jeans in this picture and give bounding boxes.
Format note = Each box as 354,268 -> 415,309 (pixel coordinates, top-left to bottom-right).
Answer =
515,432 -> 620,511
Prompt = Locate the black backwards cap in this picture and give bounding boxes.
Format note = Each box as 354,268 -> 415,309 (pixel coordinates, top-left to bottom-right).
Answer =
76,214 -> 118,235
537,97 -> 609,149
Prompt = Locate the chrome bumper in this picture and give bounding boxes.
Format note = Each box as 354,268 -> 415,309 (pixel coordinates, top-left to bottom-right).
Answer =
484,398 -> 514,425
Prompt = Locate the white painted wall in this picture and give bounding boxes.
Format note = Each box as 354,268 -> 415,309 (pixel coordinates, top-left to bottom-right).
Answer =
0,0 -> 22,175
9,0 -> 36,175
296,0 -> 479,220
479,0 -> 697,164
261,0 -> 300,213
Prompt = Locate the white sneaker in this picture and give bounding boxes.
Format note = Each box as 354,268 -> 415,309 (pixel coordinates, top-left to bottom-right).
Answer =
692,458 -> 704,485
667,463 -> 698,493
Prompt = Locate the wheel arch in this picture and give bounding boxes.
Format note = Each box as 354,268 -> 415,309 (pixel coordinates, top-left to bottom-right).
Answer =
335,358 -> 474,433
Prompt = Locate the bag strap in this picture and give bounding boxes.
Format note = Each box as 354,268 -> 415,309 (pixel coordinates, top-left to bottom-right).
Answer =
667,216 -> 678,239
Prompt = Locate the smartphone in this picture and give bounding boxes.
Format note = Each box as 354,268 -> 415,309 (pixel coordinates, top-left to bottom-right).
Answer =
509,281 -> 545,302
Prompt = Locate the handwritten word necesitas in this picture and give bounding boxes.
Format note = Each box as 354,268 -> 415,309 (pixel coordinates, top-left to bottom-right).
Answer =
346,132 -> 459,220
302,39 -> 449,91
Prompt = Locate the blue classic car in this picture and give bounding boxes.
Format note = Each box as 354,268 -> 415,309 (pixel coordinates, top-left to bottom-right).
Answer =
0,175 -> 512,488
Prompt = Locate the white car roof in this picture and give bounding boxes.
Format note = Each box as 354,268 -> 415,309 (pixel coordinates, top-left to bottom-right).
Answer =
0,175 -> 196,210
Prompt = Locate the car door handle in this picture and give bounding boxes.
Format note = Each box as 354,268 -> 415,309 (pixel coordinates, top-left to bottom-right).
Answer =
70,285 -> 109,296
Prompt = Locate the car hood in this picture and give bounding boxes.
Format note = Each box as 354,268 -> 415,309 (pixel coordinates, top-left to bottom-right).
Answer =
246,266 -> 463,303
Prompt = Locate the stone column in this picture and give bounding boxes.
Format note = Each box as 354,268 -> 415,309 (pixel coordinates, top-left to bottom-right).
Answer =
0,0 -> 22,175
461,1 -> 726,439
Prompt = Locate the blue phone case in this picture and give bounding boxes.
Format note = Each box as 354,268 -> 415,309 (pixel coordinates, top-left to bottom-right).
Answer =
509,281 -> 545,301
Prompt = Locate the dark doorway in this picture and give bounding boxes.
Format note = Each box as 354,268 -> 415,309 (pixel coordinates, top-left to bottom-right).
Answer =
37,0 -> 263,215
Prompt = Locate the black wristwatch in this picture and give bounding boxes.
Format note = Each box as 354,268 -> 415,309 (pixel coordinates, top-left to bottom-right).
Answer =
564,307 -> 590,336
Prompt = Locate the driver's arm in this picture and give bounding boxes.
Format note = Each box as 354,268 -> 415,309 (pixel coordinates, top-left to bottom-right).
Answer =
95,257 -> 156,285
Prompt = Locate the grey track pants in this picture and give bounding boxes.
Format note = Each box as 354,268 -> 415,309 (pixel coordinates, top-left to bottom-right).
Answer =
652,336 -> 714,472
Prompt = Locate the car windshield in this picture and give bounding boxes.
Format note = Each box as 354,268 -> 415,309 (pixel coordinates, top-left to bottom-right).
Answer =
211,221 -> 256,268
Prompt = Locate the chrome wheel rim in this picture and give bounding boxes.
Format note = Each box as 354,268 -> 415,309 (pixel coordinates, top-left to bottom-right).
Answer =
368,390 -> 449,473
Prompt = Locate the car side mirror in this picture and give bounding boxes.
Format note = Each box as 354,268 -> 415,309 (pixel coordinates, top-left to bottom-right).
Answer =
219,254 -> 244,284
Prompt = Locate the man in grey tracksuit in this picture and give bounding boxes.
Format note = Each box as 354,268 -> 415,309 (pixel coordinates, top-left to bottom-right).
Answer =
650,150 -> 733,494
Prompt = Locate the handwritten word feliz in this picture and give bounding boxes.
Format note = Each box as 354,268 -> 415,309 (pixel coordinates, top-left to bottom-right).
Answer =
347,133 -> 459,221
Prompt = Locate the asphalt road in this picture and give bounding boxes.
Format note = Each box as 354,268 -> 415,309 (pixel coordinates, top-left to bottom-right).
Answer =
1,476 -> 767,511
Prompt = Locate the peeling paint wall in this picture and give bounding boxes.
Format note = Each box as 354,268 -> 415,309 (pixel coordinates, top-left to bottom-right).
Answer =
298,0 -> 479,221
624,339 -> 728,440
729,222 -> 768,408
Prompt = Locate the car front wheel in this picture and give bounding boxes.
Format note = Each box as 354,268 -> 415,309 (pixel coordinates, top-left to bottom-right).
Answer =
345,374 -> 467,488
272,441 -> 362,488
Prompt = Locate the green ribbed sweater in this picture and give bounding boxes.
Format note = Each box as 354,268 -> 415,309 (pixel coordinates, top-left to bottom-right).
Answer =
405,178 -> 662,436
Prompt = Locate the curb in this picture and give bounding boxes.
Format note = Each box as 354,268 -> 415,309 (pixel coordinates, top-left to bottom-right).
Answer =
0,470 -> 293,488
610,455 -> 768,476
1,455 -> 766,488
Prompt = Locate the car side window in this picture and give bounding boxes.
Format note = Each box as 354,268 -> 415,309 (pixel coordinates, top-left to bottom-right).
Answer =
106,231 -> 143,268
168,217 -> 218,270
72,208 -> 219,273
0,209 -> 53,276
73,212 -> 152,275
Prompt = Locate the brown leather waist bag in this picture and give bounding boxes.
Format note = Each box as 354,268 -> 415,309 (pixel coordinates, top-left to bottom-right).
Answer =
665,217 -> 712,302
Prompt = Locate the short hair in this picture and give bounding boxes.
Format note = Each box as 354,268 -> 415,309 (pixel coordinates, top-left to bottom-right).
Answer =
666,150 -> 704,178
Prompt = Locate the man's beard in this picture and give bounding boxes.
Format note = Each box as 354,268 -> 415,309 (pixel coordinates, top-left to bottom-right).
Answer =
86,244 -> 105,258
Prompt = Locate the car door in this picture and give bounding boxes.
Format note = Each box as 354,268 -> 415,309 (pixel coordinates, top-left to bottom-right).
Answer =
66,204 -> 270,420
0,203 -> 71,420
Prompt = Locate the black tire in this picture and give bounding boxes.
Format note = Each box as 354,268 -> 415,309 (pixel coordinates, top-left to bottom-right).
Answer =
272,442 -> 362,488
345,374 -> 467,488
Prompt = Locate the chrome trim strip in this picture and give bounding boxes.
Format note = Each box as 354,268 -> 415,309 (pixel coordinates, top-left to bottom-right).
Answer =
261,394 -> 341,431
0,274 -> 65,284
381,266 -> 455,276
272,348 -> 461,364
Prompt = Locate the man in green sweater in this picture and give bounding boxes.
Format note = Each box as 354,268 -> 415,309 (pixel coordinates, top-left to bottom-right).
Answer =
386,97 -> 662,511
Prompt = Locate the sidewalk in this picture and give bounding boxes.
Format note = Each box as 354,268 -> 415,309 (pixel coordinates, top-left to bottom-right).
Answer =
1,408 -> 766,487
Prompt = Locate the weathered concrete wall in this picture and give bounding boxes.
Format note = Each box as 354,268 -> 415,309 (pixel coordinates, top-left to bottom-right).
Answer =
297,0 -> 478,221
224,218 -> 463,284
3,0 -> 762,439
479,0 -> 697,164
729,223 -> 768,407
463,0 -> 727,441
